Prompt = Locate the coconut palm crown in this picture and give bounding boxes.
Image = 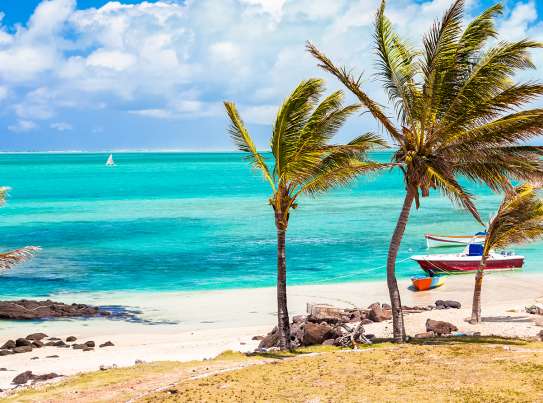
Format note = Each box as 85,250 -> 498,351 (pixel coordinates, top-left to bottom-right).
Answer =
308,0 -> 543,341
225,78 -> 386,349
471,183 -> 543,323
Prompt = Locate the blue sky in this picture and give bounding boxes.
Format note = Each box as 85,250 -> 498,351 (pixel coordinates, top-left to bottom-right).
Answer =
0,0 -> 542,152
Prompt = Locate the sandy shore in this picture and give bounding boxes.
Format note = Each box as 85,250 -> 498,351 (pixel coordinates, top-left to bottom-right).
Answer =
0,271 -> 542,390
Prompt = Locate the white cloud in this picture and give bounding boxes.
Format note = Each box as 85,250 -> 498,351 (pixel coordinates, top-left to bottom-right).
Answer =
8,120 -> 37,132
50,121 -> 73,131
0,0 -> 541,131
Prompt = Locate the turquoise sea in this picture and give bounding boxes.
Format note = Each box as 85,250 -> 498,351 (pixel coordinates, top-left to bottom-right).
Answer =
1,151 -> 541,297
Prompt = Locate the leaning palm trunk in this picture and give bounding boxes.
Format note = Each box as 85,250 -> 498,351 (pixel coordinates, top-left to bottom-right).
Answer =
470,257 -> 487,324
0,246 -> 41,271
275,210 -> 291,349
387,188 -> 415,341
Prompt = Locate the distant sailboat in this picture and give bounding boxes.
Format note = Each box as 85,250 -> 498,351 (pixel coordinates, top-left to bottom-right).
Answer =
105,154 -> 115,166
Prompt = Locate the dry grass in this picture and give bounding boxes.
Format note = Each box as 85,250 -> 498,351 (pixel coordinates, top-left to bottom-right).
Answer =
146,338 -> 543,403
4,339 -> 543,403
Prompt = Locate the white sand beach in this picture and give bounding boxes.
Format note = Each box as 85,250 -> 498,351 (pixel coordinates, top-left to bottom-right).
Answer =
0,271 -> 542,391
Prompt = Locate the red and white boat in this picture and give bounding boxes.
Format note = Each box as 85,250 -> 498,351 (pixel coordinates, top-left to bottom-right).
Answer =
411,244 -> 524,275
425,232 -> 486,248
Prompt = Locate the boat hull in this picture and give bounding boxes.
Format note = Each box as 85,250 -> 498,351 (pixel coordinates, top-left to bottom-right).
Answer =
411,276 -> 445,291
412,255 -> 524,274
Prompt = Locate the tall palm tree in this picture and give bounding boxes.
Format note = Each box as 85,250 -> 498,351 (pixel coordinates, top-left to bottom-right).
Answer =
308,0 -> 543,342
225,79 -> 386,350
0,187 -> 40,270
470,184 -> 543,323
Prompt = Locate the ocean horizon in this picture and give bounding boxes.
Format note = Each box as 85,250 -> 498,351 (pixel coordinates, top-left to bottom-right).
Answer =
1,151 -> 541,298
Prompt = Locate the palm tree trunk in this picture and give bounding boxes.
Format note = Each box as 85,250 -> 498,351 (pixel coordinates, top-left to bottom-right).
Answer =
275,214 -> 291,350
387,187 -> 416,342
470,257 -> 487,324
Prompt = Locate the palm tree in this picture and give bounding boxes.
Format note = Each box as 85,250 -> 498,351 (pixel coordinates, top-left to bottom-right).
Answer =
308,0 -> 543,342
0,187 -> 40,270
225,79 -> 386,350
470,184 -> 543,323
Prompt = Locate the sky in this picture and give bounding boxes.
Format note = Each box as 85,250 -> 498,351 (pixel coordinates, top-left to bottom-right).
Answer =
0,0 -> 542,152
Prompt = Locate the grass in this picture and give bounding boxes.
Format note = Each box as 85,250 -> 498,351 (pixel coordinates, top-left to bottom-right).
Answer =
4,338 -> 543,402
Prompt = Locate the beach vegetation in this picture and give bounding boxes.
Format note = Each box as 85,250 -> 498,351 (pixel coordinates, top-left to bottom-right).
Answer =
470,183 -> 543,323
308,0 -> 543,341
224,79 -> 386,349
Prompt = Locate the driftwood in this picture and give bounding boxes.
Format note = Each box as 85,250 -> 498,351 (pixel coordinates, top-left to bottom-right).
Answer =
333,323 -> 372,348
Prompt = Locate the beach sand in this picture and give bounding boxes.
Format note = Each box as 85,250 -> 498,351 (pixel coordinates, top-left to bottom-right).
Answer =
0,271 -> 542,390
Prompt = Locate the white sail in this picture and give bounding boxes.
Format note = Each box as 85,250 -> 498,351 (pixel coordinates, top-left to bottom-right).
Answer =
106,154 -> 115,166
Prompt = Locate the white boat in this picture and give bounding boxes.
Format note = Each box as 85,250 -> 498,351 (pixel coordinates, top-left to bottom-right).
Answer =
412,243 -> 523,275
425,232 -> 486,248
105,154 -> 115,166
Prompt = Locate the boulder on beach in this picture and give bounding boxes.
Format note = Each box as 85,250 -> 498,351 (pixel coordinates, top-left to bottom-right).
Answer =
15,338 -> 32,347
84,341 -> 95,348
435,300 -> 461,309
12,371 -> 61,385
302,322 -> 337,346
26,333 -> 48,341
426,319 -> 458,335
0,350 -> 14,356
66,336 -> 77,342
368,303 -> 391,322
99,341 -> 114,348
13,345 -> 33,353
1,340 -> 15,350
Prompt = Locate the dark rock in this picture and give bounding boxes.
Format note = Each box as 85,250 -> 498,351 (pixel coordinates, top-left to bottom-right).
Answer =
426,319 -> 458,335
415,331 -> 435,339
368,303 -> 391,322
382,303 -> 391,310
32,341 -> 44,348
72,344 -> 86,350
84,341 -> 95,348
32,373 -> 61,383
46,355 -> 59,358
26,333 -> 47,341
1,340 -> 15,349
66,336 -> 77,342
526,305 -> 543,315
0,299 -> 110,320
47,337 -> 61,341
82,347 -> 94,352
538,330 -> 543,341
435,300 -> 446,308
99,341 -> 114,348
444,300 -> 461,309
0,368 -> 6,371
251,336 -> 264,341
302,322 -> 336,346
31,357 -> 39,360
289,322 -> 304,342
12,371 -> 33,385
0,350 -> 14,356
361,319 -> 373,325
322,338 -> 336,346
292,315 -> 306,324
13,345 -> 33,353
15,338 -> 32,347
258,327 -> 279,349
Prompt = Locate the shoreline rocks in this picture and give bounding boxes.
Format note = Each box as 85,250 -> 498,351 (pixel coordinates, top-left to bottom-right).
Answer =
0,300 -> 111,320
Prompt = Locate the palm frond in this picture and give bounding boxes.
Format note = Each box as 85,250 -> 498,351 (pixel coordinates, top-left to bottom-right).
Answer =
224,101 -> 275,191
272,79 -> 324,179
374,0 -> 419,125
0,246 -> 41,271
0,187 -> 10,206
485,184 -> 543,254
306,41 -> 403,143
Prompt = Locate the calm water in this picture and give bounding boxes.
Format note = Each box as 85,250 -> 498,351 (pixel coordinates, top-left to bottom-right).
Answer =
0,152 -> 540,297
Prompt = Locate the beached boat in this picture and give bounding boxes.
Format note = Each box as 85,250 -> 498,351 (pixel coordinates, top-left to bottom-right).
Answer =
411,243 -> 523,275
425,232 -> 486,248
106,154 -> 115,166
411,275 -> 445,291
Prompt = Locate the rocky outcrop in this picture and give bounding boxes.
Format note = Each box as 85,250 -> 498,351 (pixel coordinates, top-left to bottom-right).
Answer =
526,305 -> 543,315
368,303 -> 392,322
426,319 -> 458,335
12,371 -> 61,385
0,300 -> 111,320
26,333 -> 47,341
435,300 -> 461,309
